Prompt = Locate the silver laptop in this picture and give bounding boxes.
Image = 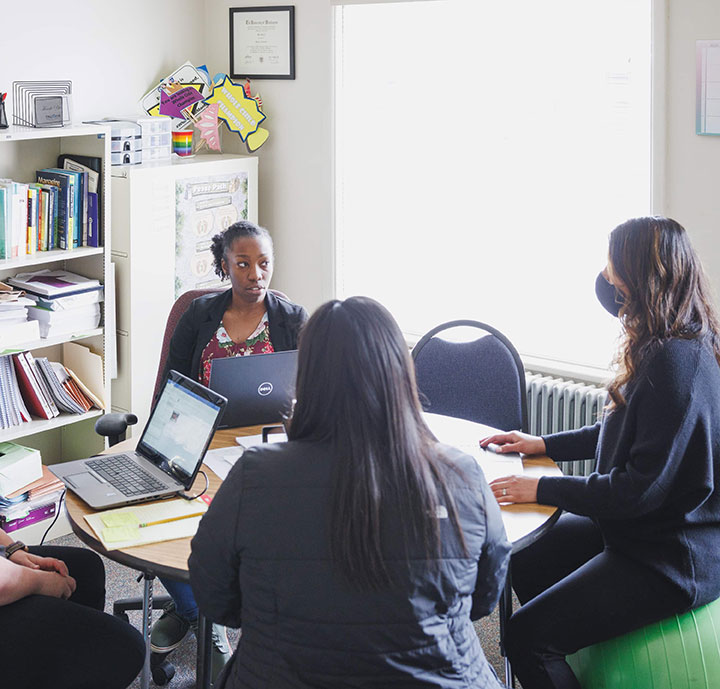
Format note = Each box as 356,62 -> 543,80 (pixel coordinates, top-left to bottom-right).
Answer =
52,370 -> 227,509
208,350 -> 297,428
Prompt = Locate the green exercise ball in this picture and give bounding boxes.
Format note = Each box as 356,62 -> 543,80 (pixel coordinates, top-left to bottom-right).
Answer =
566,597 -> 720,689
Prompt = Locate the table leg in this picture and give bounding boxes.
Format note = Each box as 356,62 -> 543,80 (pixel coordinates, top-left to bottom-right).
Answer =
499,566 -> 515,688
196,613 -> 213,689
140,573 -> 155,689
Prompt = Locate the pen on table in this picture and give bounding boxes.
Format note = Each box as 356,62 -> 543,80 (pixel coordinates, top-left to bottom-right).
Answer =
139,511 -> 205,528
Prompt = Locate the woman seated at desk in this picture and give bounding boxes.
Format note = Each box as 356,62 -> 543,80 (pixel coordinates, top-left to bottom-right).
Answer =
151,220 -> 308,679
0,535 -> 144,689
189,296 -> 512,689
484,217 -> 720,689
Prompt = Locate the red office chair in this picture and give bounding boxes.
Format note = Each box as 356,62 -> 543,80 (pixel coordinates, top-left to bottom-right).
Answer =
96,287 -> 288,444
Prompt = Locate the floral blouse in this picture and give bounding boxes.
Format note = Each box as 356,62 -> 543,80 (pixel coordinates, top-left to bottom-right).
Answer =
200,313 -> 274,387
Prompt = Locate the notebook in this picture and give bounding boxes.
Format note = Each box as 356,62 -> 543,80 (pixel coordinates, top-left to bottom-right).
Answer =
51,370 -> 227,509
208,350 -> 297,428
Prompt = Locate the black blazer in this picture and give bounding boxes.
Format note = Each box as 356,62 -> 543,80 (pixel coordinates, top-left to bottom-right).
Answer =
163,289 -> 309,383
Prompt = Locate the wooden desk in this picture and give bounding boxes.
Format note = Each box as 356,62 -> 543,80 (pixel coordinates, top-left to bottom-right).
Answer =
65,418 -> 562,689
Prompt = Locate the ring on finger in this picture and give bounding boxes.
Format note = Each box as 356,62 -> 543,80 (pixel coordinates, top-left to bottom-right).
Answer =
502,487 -> 507,497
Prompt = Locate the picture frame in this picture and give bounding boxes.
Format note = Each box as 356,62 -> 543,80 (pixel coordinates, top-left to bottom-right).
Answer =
230,6 -> 296,80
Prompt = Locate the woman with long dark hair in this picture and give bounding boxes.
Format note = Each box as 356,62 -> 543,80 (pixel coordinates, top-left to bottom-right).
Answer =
482,217 -> 720,689
189,297 -> 512,688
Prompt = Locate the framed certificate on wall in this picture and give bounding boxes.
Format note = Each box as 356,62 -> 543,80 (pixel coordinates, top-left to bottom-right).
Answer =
230,6 -> 296,80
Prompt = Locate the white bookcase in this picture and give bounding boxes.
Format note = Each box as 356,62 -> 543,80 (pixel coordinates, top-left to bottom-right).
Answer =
111,154 -> 258,434
0,124 -> 114,543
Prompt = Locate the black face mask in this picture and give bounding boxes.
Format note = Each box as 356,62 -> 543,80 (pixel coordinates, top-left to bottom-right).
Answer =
595,272 -> 625,317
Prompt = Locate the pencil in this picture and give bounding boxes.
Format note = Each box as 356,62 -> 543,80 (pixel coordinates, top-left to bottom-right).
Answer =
139,511 -> 205,528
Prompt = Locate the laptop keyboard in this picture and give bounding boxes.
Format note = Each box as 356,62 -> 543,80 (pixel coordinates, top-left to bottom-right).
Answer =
86,455 -> 168,497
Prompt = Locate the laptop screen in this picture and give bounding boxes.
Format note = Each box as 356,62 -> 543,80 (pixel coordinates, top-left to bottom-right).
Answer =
137,372 -> 226,488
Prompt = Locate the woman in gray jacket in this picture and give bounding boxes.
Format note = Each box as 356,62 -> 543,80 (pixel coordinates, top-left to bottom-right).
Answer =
189,296 -> 511,688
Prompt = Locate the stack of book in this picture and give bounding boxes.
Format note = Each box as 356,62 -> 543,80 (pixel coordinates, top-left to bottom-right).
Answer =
0,351 -> 102,429
7,270 -> 102,339
0,154 -> 101,259
0,282 -> 39,349
0,463 -> 65,535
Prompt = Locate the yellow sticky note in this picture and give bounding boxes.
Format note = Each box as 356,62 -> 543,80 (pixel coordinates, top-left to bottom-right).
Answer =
103,525 -> 140,543
101,512 -> 139,528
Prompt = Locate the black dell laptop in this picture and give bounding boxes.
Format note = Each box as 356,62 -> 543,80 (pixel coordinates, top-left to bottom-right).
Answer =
208,350 -> 298,428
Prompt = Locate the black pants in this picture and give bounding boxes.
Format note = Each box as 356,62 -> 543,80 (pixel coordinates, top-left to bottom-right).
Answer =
505,513 -> 689,689
0,545 -> 145,689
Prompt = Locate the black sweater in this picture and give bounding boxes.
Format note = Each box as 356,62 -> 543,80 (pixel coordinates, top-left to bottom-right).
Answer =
538,337 -> 720,608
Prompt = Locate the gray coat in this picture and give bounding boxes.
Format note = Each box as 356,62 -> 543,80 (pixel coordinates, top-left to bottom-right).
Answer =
189,440 -> 511,689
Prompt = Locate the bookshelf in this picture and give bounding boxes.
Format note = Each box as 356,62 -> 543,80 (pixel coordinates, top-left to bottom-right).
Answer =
0,124 -> 113,543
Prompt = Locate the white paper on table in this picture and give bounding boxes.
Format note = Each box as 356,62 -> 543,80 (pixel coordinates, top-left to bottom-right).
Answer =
234,432 -> 287,449
204,446 -> 244,481
451,440 -> 524,483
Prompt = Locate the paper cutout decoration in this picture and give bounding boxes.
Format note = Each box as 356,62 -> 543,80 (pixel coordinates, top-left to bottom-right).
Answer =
204,75 -> 266,142
139,62 -> 212,123
194,102 -> 222,151
159,87 -> 205,120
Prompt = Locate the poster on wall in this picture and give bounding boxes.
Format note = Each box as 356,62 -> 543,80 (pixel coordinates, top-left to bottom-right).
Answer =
696,40 -> 720,135
175,172 -> 250,297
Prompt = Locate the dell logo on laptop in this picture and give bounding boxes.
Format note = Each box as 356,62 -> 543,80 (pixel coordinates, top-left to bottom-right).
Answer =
258,382 -> 273,396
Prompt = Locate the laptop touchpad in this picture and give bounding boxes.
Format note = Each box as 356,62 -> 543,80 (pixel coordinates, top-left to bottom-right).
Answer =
66,472 -> 105,490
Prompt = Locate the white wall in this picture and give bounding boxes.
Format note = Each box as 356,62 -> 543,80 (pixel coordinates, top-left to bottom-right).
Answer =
203,0 -> 334,311
665,0 -> 720,295
0,1 -> 206,121
2,1 -> 720,312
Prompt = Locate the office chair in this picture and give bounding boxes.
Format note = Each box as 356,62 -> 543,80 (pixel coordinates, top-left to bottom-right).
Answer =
411,319 -> 528,433
412,319 -> 528,689
95,286 -> 288,685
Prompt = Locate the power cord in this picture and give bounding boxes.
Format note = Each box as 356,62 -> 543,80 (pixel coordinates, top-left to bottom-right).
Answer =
40,489 -> 66,546
176,470 -> 209,501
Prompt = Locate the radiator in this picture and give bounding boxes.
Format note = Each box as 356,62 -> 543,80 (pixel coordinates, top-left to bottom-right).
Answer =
525,373 -> 608,477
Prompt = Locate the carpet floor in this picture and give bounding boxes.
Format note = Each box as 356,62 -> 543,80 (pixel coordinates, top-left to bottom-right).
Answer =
49,532 -> 510,688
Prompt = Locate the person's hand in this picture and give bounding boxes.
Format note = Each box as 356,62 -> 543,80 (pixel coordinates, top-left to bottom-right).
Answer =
8,551 -> 69,576
33,570 -> 76,599
489,476 -> 540,504
480,431 -> 546,456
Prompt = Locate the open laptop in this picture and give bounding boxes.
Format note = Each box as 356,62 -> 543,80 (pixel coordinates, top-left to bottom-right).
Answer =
52,370 -> 227,509
208,350 -> 297,428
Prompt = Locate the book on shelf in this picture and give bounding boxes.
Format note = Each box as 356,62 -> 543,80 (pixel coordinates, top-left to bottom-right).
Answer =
7,269 -> 101,297
23,351 -> 59,417
0,355 -> 32,429
30,286 -> 103,311
42,168 -> 85,248
27,302 -> 102,338
34,357 -> 96,414
59,154 -> 102,247
12,352 -> 59,420
35,170 -> 72,250
0,466 -> 65,533
0,441 -> 42,497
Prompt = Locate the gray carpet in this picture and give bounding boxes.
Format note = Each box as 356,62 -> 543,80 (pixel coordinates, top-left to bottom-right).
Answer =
49,532 -> 510,688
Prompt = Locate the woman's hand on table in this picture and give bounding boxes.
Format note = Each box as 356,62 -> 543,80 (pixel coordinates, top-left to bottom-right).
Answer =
480,431 -> 547,456
489,476 -> 541,505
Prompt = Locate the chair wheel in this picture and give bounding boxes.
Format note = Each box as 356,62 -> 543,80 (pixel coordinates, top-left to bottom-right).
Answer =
151,660 -> 175,685
113,611 -> 130,623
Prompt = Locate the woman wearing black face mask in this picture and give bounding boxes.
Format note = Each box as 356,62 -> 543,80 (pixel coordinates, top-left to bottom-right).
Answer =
480,217 -> 720,689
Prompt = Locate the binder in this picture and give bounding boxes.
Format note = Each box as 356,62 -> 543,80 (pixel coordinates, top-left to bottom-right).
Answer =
12,352 -> 57,419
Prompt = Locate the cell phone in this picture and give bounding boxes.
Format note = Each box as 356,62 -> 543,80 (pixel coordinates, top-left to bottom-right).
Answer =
262,425 -> 287,443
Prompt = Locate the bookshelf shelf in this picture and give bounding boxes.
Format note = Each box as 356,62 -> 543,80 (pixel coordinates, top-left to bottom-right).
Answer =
0,409 -> 103,444
0,328 -> 104,357
0,246 -> 104,271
